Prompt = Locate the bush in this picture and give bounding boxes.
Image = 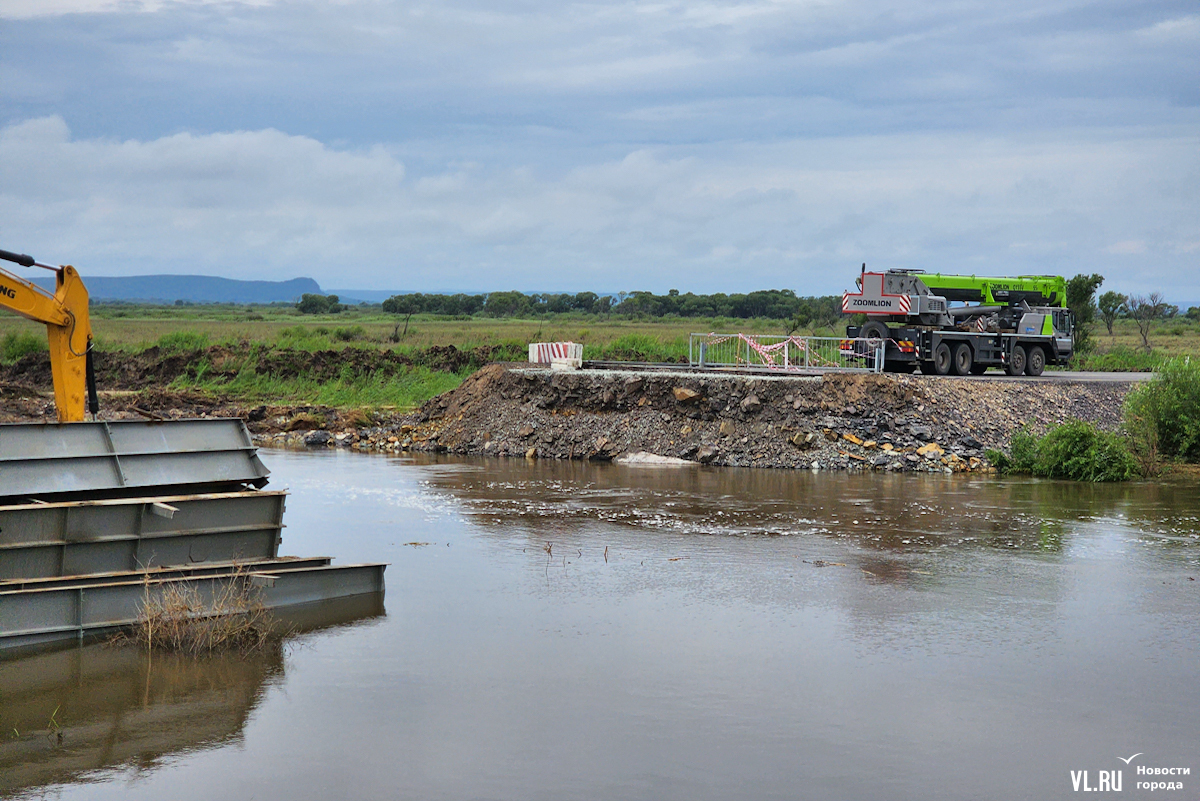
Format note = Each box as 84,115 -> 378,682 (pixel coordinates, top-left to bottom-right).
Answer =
988,420 -> 1138,482
1,330 -> 48,363
333,325 -> 365,341
156,330 -> 210,353
1124,357 -> 1200,464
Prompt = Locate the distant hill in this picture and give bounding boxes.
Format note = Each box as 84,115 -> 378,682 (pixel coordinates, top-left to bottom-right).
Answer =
33,275 -> 323,304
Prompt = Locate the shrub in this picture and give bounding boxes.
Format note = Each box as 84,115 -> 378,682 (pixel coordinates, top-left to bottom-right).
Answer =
1123,357 -> 1200,464
156,330 -> 210,353
988,420 -> 1138,482
1,330 -> 48,363
333,325 -> 365,342
123,568 -> 273,655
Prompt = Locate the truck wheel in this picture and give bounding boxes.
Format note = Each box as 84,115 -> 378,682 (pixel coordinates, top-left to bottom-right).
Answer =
1025,346 -> 1045,376
1006,345 -> 1026,376
860,320 -> 890,340
933,342 -> 952,375
919,360 -> 938,375
951,342 -> 973,376
969,364 -> 988,375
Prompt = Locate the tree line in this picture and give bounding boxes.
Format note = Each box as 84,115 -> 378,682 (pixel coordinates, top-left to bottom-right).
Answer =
370,289 -> 844,324
297,277 -> 1197,354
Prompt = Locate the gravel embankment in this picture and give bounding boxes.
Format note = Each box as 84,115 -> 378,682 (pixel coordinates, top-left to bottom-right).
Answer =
261,365 -> 1136,473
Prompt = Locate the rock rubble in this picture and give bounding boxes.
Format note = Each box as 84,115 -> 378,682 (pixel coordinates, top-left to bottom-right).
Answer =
260,366 -> 1136,474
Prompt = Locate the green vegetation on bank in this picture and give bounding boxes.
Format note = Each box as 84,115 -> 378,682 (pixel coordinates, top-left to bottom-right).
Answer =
987,421 -> 1138,482
1124,357 -> 1200,466
988,357 -> 1200,481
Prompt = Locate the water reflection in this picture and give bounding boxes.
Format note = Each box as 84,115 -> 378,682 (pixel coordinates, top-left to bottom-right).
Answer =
414,457 -> 1200,559
0,595 -> 383,799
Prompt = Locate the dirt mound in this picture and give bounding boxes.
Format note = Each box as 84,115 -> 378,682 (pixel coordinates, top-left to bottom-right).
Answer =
0,343 -> 508,394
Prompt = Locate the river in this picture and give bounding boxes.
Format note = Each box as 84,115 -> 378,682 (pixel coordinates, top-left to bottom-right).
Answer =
2,450 -> 1197,800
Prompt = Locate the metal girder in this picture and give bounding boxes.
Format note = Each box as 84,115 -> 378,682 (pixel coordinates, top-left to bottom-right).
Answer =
0,558 -> 387,652
0,491 -> 286,580
0,419 -> 269,503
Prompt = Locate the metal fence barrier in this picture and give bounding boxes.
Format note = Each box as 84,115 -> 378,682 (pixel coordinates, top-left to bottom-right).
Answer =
689,333 -> 885,373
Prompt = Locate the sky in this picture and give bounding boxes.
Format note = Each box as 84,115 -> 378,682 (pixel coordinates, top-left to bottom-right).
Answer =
1,0 -> 1197,298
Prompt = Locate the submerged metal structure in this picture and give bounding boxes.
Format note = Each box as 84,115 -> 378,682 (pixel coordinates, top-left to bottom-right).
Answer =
0,418 -> 386,653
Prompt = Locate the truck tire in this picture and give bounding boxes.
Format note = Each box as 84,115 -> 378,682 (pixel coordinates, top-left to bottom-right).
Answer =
860,320 -> 890,340
1025,346 -> 1045,376
919,360 -> 938,375
1006,345 -> 1026,376
969,364 -> 988,375
933,342 -> 952,375
951,342 -> 973,376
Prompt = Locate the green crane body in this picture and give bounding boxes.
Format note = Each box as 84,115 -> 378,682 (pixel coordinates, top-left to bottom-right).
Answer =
915,273 -> 1067,308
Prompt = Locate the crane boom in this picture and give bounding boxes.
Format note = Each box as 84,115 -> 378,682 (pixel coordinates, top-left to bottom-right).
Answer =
0,248 -> 98,422
914,273 -> 1066,307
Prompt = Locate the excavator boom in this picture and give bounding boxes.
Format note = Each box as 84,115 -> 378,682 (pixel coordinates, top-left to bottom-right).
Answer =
0,248 -> 97,422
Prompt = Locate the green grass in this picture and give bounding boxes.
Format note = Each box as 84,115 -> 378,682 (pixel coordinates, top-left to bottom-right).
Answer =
171,363 -> 464,408
156,330 -> 211,353
4,301 -> 1198,412
1073,345 -> 1167,372
1,331 -> 47,363
589,333 -> 690,362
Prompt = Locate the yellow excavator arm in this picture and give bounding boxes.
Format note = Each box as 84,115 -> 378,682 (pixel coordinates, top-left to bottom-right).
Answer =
0,248 -> 98,422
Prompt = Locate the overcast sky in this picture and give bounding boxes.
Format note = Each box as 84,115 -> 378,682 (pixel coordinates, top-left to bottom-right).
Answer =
1,0 -> 1197,297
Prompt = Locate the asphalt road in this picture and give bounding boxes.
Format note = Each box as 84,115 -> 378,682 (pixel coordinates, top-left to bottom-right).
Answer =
976,371 -> 1151,383
580,362 -> 1153,383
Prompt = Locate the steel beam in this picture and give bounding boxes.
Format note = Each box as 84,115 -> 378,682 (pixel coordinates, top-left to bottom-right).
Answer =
0,558 -> 386,652
0,419 -> 269,503
0,491 -> 285,579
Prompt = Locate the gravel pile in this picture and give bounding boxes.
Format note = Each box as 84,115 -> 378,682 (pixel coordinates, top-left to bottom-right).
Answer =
270,365 -> 1135,473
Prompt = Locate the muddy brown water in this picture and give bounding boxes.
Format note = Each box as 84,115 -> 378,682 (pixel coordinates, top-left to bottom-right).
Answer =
2,452 -> 1197,800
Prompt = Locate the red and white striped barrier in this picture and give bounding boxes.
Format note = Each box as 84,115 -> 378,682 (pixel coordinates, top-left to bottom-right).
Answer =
528,342 -> 583,364
702,333 -> 843,368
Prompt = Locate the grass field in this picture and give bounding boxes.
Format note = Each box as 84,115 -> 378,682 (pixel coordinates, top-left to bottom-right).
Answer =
3,305 -> 1198,410
2,305 -> 827,358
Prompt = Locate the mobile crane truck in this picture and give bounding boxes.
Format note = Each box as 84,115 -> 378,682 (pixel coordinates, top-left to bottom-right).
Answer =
840,264 -> 1074,376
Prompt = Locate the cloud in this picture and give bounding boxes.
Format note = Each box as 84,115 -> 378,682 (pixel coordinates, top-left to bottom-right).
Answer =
1,0 -> 1198,297
2,116 -> 1197,297
0,0 -> 276,20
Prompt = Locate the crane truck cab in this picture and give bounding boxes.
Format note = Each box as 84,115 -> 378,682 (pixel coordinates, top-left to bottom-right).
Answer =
841,265 -> 1075,376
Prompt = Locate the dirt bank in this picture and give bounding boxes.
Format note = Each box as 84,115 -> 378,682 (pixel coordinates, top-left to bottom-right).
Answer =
0,343 -> 505,392
1,352 -> 1138,472
263,366 -> 1137,473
